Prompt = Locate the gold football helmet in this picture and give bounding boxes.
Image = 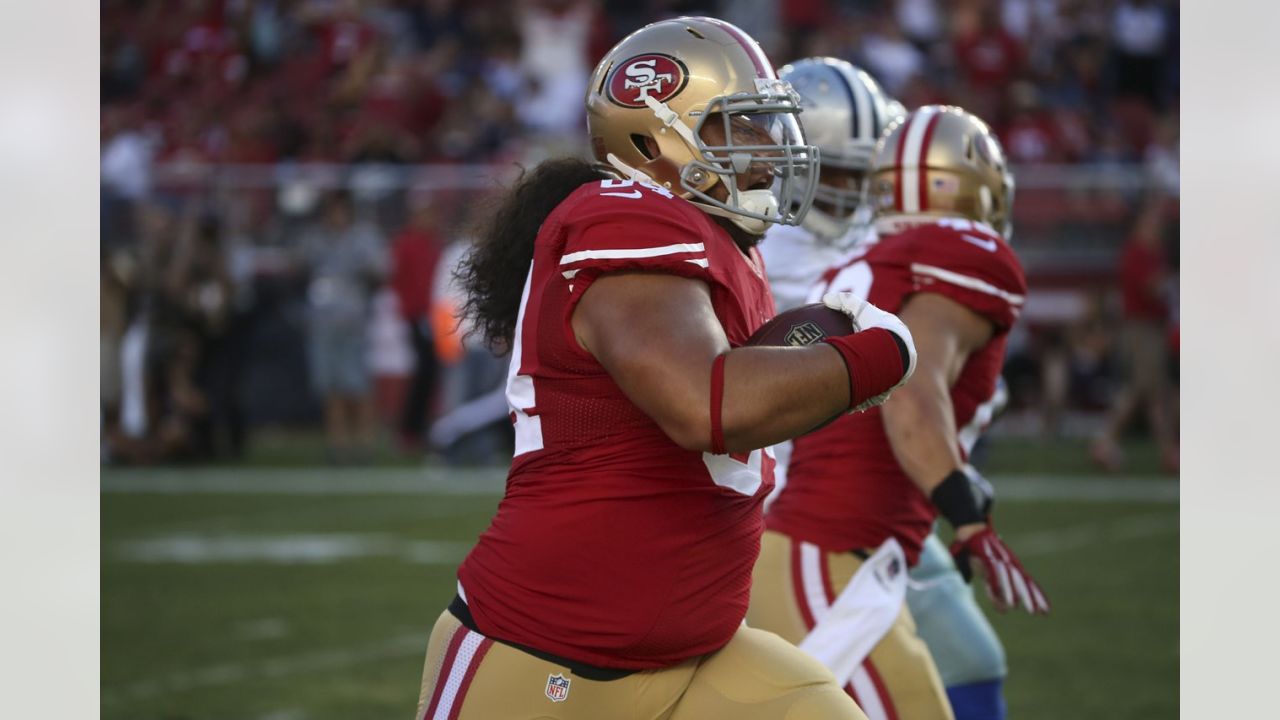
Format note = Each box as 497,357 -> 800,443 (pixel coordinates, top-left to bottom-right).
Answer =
586,17 -> 818,234
869,105 -> 1015,239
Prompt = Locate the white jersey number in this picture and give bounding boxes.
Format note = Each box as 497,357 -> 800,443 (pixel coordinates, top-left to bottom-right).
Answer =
807,255 -> 874,306
506,266 -> 544,457
702,447 -> 772,496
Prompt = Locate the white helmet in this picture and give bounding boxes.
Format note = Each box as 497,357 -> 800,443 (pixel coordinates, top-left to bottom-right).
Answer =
777,57 -> 897,241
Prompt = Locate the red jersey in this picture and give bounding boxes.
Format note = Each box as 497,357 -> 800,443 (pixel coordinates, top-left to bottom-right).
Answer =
953,28 -> 1025,90
458,178 -> 777,670
390,227 -> 442,320
316,18 -> 378,69
1119,238 -> 1168,321
766,219 -> 1026,565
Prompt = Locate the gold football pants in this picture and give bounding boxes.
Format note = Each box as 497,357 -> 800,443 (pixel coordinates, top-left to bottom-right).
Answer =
415,607 -> 866,719
748,530 -> 953,720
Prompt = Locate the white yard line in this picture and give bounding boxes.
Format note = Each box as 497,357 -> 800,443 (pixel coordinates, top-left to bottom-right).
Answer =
102,467 -> 509,496
994,475 -> 1179,504
103,469 -> 1178,503
113,534 -> 472,565
1008,513 -> 1179,558
99,471 -> 1178,708
101,632 -> 426,705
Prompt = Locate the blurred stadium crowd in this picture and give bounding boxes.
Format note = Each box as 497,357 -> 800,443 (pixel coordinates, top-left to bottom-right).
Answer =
99,0 -> 1179,468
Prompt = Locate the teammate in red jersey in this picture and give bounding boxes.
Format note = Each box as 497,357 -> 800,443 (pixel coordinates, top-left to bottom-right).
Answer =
413,18 -> 916,720
750,106 -> 1049,720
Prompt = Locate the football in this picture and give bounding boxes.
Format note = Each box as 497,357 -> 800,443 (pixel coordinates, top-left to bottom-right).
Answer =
746,303 -> 855,347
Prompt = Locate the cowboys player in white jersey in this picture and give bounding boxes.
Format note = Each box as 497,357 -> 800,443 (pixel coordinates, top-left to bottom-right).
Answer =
760,58 -> 887,314
761,57 -> 901,489
761,58 -> 1010,720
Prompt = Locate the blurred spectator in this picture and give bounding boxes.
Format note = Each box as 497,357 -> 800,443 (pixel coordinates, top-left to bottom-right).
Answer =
1110,0 -> 1173,109
428,236 -> 509,464
408,0 -> 466,55
952,2 -> 1026,101
1145,111 -> 1179,197
97,1 -> 1181,463
1001,0 -> 1066,75
105,203 -> 221,464
301,0 -> 380,72
896,0 -> 944,47
161,210 -> 241,459
1064,298 -> 1118,413
1163,213 -> 1179,451
1091,197 -> 1178,472
301,190 -> 389,462
101,105 -> 158,247
101,6 -> 148,102
245,0 -> 296,68
514,0 -> 606,136
140,205 -> 193,461
390,194 -> 445,451
859,12 -> 926,95
433,84 -> 517,162
427,373 -> 511,456
98,0 -> 1180,176
1000,0 -> 1058,42
101,250 -> 132,460
1000,81 -> 1067,163
1052,34 -> 1106,107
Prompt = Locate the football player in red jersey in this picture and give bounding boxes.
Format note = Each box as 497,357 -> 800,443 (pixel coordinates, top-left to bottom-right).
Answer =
749,106 -> 1050,720
761,60 -> 1015,720
412,18 -> 916,720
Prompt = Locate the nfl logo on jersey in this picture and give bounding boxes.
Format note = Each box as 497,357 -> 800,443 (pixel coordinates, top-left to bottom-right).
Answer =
545,673 -> 571,702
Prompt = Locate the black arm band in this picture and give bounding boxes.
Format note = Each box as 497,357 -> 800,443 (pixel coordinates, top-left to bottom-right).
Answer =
889,332 -> 910,375
930,469 -> 986,528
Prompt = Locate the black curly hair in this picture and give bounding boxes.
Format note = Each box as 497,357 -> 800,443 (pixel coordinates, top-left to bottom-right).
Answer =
457,157 -> 605,354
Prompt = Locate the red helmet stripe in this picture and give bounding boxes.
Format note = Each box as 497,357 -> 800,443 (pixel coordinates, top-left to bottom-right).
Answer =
700,18 -> 775,79
917,110 -> 943,211
899,106 -> 939,213
893,114 -> 911,213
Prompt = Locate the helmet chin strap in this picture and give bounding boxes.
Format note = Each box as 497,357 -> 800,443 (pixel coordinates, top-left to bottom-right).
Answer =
611,144 -> 778,236
690,190 -> 776,236
637,94 -> 780,236
643,95 -> 701,149
605,153 -> 659,185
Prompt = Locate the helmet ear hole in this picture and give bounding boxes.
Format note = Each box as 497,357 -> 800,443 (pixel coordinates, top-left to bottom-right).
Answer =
631,133 -> 657,160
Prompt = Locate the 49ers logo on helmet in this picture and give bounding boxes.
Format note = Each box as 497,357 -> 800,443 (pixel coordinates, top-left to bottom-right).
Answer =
607,54 -> 689,108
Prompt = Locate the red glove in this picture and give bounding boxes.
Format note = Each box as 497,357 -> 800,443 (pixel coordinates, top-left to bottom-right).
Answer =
951,527 -> 1051,615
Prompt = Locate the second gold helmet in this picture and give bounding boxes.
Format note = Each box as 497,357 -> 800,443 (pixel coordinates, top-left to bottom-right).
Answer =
869,105 -> 1015,238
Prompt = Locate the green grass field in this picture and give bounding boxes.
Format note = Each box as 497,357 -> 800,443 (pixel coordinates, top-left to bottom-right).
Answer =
102,442 -> 1177,720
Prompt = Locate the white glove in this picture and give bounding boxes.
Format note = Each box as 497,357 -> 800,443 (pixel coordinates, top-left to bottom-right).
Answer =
822,291 -> 917,412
